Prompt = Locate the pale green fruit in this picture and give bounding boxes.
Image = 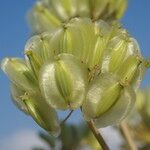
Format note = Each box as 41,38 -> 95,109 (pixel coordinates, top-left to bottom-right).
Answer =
10,83 -> 61,136
107,37 -> 145,90
1,58 -> 37,92
94,86 -> 135,128
101,32 -> 144,88
28,0 -> 127,33
116,55 -> 142,84
22,94 -> 60,136
25,35 -> 50,63
28,1 -> 61,34
39,53 -> 88,110
82,73 -> 135,127
24,33 -> 56,77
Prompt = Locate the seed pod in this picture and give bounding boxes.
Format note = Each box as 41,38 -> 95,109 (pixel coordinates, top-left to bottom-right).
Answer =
28,1 -> 61,34
25,35 -> 50,62
101,33 -> 144,88
107,34 -> 130,73
1,58 -> 37,92
28,0 -> 127,33
82,73 -> 136,128
22,94 -> 61,137
39,53 -> 88,110
102,34 -> 134,73
24,33 -> 56,77
94,85 -> 135,128
116,55 -> 142,85
63,18 -> 98,66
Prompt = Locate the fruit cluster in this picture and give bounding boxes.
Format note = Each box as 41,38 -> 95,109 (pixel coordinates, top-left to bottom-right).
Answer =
1,0 -> 149,136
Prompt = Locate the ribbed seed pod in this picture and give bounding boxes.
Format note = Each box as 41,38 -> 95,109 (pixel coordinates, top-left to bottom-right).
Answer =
23,94 -> 60,136
28,0 -> 127,33
24,33 -> 56,77
11,84 -> 60,136
94,85 -> 135,128
102,34 -> 144,87
1,58 -> 37,92
82,73 -> 136,127
39,53 -> 88,110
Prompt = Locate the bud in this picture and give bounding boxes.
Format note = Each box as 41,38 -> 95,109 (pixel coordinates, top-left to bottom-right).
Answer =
28,0 -> 127,33
82,73 -> 136,128
39,53 -> 88,110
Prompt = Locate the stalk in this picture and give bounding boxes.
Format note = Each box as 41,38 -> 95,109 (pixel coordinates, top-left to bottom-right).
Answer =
120,122 -> 137,150
87,120 -> 110,150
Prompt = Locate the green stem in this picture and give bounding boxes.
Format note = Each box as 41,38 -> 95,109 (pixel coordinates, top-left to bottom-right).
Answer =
87,120 -> 110,150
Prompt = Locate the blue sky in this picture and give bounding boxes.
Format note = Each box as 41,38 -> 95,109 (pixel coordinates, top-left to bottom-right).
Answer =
0,0 -> 150,143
